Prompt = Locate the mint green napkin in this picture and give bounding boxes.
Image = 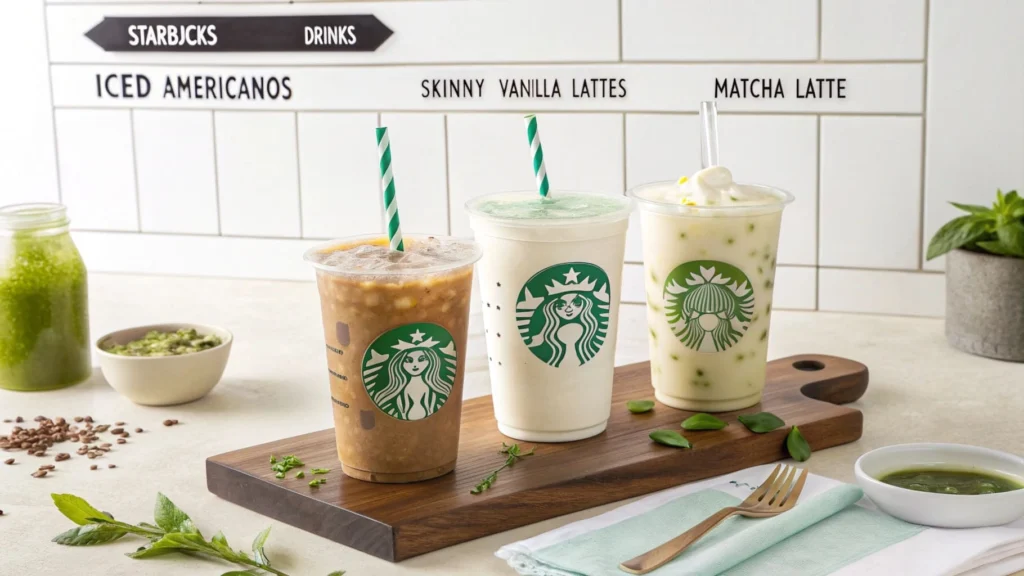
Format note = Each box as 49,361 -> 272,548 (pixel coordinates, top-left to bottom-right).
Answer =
527,485 -> 923,576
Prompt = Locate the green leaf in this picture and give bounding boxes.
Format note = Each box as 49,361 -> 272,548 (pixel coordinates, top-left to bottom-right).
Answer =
976,240 -> 1018,256
327,572 -> 347,576
995,222 -> 1024,257
154,493 -> 198,535
627,400 -> 655,414
951,202 -> 991,215
251,526 -> 271,566
927,215 -> 993,260
649,430 -> 691,448
737,412 -> 785,433
51,494 -> 113,526
681,413 -> 728,431
786,426 -> 812,462
52,523 -> 128,546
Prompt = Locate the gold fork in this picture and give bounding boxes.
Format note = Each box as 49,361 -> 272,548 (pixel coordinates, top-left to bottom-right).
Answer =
619,464 -> 809,575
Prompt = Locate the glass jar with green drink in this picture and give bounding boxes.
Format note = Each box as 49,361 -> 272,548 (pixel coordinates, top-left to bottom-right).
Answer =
0,204 -> 91,391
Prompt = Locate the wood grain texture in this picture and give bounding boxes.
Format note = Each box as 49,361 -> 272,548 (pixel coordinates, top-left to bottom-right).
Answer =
207,354 -> 867,562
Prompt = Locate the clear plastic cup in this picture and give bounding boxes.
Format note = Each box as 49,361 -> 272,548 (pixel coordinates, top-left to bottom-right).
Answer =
304,234 -> 481,483
630,181 -> 793,412
466,191 -> 632,442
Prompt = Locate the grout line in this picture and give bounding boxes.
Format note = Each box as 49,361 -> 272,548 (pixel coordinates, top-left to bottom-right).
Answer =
617,0 -> 624,62
293,111 -> 304,238
917,0 -> 931,270
47,59 -> 927,68
49,105 -> 926,117
41,3 -> 63,203
815,115 -> 821,310
128,109 -> 142,232
621,260 -> 944,275
817,0 -> 823,60
443,114 -> 452,236
210,111 -> 223,235
620,113 -> 627,193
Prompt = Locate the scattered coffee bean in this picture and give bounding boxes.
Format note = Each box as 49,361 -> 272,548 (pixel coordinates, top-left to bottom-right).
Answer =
35,452 -> 46,458
120,432 -> 130,438
0,510 -> 4,515
39,464 -> 55,471
15,417 -> 23,423
100,443 -> 112,449
114,422 -> 125,426
84,416 -> 93,423
73,416 -> 83,423
110,428 -> 124,435
134,428 -> 143,433
116,439 -> 126,445
4,458 -> 13,465
54,453 -> 70,462
108,464 -> 116,469
163,420 -> 175,426
90,464 -> 97,470
87,453 -> 98,459
2,419 -> 10,423
94,425 -> 109,433
31,470 -> 47,478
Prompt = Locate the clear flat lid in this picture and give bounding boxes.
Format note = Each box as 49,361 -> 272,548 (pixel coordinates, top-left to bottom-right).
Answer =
465,191 -> 633,227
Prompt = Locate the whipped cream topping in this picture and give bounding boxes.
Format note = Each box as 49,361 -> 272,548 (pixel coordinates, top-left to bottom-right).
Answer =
655,166 -> 778,207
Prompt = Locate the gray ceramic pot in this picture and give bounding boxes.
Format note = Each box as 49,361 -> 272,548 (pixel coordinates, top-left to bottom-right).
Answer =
946,249 -> 1024,362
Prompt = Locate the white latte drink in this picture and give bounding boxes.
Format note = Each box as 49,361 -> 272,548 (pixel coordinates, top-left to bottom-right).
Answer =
467,191 -> 632,442
631,167 -> 792,412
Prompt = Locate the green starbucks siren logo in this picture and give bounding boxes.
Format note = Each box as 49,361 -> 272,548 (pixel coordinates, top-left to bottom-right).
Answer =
664,260 -> 754,352
516,262 -> 611,367
361,322 -> 457,421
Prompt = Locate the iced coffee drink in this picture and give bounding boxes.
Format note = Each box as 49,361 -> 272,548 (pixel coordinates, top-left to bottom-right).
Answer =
304,235 -> 480,483
631,167 -> 792,412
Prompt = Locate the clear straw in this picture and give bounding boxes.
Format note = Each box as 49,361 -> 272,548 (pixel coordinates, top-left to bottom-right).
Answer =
375,126 -> 404,252
699,101 -> 719,169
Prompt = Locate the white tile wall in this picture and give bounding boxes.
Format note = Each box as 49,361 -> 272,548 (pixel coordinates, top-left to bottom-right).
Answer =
819,116 -> 922,270
297,113 -> 381,240
55,109 -> 138,231
821,0 -> 926,61
622,0 -> 818,62
133,110 -> 219,235
924,0 -> 1024,271
6,0 -> 1017,318
214,112 -> 301,238
380,114 -> 450,236
819,268 -> 944,317
0,0 -> 58,205
447,113 -> 624,237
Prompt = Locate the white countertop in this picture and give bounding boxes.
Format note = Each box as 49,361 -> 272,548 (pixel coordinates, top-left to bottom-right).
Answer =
3,273 -> 1023,576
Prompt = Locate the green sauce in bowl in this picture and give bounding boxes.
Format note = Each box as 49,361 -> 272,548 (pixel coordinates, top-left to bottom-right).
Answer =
880,468 -> 1024,495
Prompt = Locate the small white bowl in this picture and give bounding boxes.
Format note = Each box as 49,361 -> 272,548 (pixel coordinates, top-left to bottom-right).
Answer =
855,443 -> 1024,528
96,323 -> 233,406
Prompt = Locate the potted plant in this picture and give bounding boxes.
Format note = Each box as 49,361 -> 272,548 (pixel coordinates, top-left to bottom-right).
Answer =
927,189 -> 1024,361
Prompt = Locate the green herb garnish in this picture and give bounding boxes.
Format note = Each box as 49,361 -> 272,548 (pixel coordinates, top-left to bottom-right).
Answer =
627,400 -> 655,414
786,426 -> 811,462
738,412 -> 785,433
471,442 -> 535,494
311,468 -> 331,475
927,189 -> 1024,259
295,471 -> 305,479
270,455 -> 304,478
104,328 -> 223,357
49,493 -> 342,575
649,430 -> 691,448
681,414 -> 728,431
309,478 -> 327,488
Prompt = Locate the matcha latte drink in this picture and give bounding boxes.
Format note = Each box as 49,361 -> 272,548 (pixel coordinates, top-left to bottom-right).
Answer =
467,192 -> 632,442
304,235 -> 480,482
631,167 -> 793,412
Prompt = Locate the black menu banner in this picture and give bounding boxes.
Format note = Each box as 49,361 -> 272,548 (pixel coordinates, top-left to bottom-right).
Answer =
84,15 -> 394,52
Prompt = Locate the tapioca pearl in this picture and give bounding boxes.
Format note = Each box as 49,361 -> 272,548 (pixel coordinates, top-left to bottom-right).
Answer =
766,302 -> 772,315
649,269 -> 659,284
735,353 -> 745,363
756,266 -> 764,276
498,361 -> 502,366
670,353 -> 679,361
496,332 -> 501,338
759,329 -> 768,341
649,327 -> 657,341
486,302 -> 491,308
497,282 -> 501,287
726,237 -> 735,245
764,279 -> 773,289
747,223 -> 755,232
496,305 -> 501,311
749,249 -> 758,258
696,368 -> 704,377
679,232 -> 687,240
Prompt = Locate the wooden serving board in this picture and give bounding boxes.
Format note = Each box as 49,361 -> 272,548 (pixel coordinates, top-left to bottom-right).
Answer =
207,354 -> 867,562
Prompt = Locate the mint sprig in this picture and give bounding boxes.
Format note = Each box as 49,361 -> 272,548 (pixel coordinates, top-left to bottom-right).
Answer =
50,493 -> 343,575
927,189 -> 1024,259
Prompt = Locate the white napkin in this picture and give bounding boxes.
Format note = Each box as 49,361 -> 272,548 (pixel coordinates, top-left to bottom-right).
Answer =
496,464 -> 1024,576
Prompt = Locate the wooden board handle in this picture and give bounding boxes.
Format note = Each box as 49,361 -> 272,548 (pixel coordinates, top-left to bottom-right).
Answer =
767,354 -> 868,405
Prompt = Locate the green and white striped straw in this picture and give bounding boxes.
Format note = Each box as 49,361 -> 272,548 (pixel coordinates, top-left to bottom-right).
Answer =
375,126 -> 404,252
524,114 -> 550,198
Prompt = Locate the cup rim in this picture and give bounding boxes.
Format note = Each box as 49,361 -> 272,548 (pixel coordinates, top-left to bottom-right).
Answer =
465,190 -> 634,228
628,180 -> 794,216
303,233 -> 482,277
